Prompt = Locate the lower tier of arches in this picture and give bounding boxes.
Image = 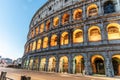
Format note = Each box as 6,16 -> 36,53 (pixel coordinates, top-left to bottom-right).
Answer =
22,52 -> 120,77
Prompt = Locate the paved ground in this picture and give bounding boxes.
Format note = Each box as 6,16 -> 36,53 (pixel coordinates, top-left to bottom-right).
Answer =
0,67 -> 120,80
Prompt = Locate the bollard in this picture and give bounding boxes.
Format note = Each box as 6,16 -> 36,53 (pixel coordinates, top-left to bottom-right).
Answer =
0,71 -> 7,80
21,76 -> 31,80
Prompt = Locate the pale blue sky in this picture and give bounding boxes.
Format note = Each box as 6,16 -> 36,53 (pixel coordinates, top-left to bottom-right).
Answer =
0,0 -> 47,60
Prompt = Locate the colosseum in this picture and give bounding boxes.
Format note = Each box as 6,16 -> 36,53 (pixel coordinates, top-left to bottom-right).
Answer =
22,0 -> 120,77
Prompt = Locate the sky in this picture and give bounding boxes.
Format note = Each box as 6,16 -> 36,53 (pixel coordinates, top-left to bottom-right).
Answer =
0,0 -> 47,60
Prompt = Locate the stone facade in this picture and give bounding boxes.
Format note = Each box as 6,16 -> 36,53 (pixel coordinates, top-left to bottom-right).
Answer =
22,0 -> 120,77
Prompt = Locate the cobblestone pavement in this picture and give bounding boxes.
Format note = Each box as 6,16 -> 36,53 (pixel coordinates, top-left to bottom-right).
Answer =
0,67 -> 119,80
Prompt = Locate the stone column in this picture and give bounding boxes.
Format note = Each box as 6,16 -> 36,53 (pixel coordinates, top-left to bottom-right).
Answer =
59,15 -> 62,26
69,9 -> 73,22
68,54 -> 73,73
48,35 -> 51,49
84,53 -> 92,75
58,32 -> 61,48
83,24 -> 88,46
100,21 -> 108,44
45,56 -> 49,72
55,56 -> 59,72
68,29 -> 73,47
105,52 -> 114,77
98,0 -> 103,15
82,2 -> 86,19
38,56 -> 40,71
44,21 -> 46,32
50,17 -> 53,30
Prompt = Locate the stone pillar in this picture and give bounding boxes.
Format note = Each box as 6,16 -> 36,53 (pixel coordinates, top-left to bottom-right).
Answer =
48,35 -> 51,49
82,2 -> 86,19
38,56 -> 40,71
50,17 -> 53,30
105,52 -> 114,77
32,56 -> 35,70
84,54 -> 92,75
100,21 -> 108,44
44,21 -> 46,32
58,32 -> 61,48
55,56 -> 59,72
68,54 -> 73,73
45,56 -> 49,72
98,0 -> 103,15
68,29 -> 73,47
83,24 -> 88,46
69,9 -> 73,22
59,15 -> 62,26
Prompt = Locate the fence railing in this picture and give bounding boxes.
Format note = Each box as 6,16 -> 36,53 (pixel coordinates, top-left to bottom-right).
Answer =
0,71 -> 31,80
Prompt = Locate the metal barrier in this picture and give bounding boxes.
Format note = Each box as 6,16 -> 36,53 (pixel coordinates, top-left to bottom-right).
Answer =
21,76 -> 31,80
0,71 -> 31,80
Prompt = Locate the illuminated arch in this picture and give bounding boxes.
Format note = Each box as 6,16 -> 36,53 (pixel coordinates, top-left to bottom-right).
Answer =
37,39 -> 42,50
40,23 -> 44,33
61,32 -> 69,45
40,58 -> 46,71
51,34 -> 57,47
59,56 -> 68,73
88,26 -> 101,41
112,55 -> 120,75
48,57 -> 56,72
91,55 -> 105,74
30,43 -> 33,51
107,23 -> 120,40
32,41 -> 36,51
73,9 -> 82,20
87,4 -> 98,17
29,57 -> 34,70
73,29 -> 83,43
46,20 -> 50,31
62,13 -> 70,25
35,27 -> 39,35
31,30 -> 34,38
53,17 -> 59,27
43,37 -> 48,48
73,55 -> 84,73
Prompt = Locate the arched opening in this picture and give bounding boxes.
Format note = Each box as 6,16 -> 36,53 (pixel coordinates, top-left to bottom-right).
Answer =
35,27 -> 39,35
73,9 -> 82,20
31,30 -> 34,38
32,41 -> 36,51
59,56 -> 68,73
29,57 -> 33,70
48,57 -> 56,72
53,17 -> 59,27
61,32 -> 69,45
73,29 -> 83,43
40,23 -> 44,33
62,13 -> 70,25
30,43 -> 33,51
33,57 -> 39,70
88,26 -> 101,41
112,55 -> 120,76
51,34 -> 57,47
104,1 -> 115,14
43,37 -> 48,48
73,55 -> 84,74
46,20 -> 50,31
107,23 -> 120,40
37,39 -> 42,50
25,45 -> 29,53
91,55 -> 105,74
87,4 -> 98,17
40,58 -> 46,71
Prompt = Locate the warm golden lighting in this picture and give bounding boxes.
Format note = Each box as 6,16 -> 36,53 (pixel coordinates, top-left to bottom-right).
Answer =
59,56 -> 68,72
40,58 -> 46,71
51,34 -> 57,47
87,4 -> 98,17
30,43 -> 33,51
107,23 -> 120,40
73,29 -> 83,43
46,20 -> 50,31
53,17 -> 59,27
88,26 -> 101,41
61,32 -> 69,45
62,13 -> 69,25
32,41 -> 36,51
48,57 -> 56,72
31,30 -> 35,38
73,9 -> 82,20
43,37 -> 48,48
37,39 -> 42,50
35,27 -> 39,35
40,23 -> 44,33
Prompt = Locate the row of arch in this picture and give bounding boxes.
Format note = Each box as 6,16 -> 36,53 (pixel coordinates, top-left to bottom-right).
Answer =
25,23 -> 120,53
24,54 -> 120,76
29,1 -> 116,39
